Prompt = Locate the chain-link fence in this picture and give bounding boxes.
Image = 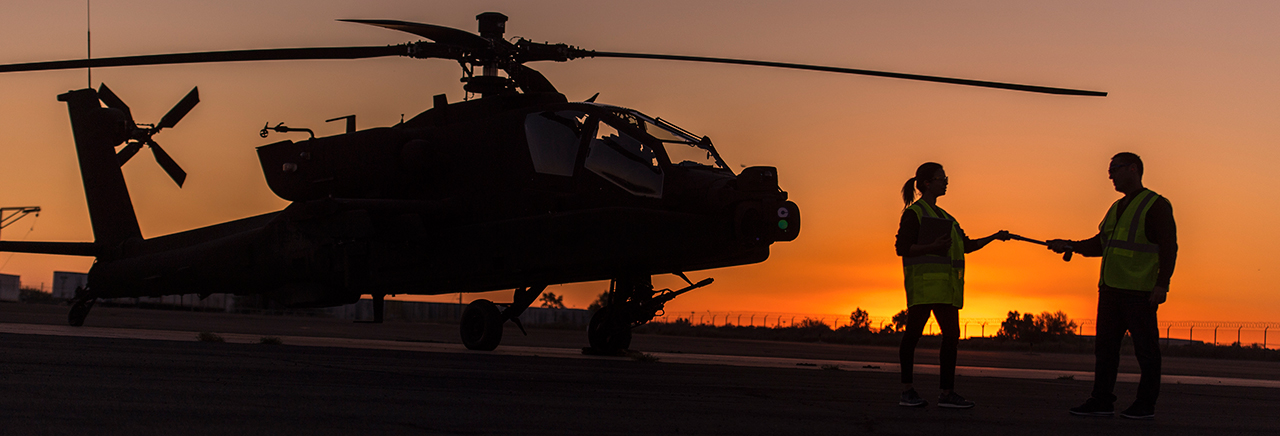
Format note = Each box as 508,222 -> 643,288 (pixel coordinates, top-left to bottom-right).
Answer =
654,311 -> 1280,349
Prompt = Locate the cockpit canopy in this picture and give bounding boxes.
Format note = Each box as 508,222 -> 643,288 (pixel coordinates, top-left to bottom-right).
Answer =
524,103 -> 729,199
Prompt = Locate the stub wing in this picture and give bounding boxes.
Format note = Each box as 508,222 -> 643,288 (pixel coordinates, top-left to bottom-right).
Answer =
0,241 -> 97,257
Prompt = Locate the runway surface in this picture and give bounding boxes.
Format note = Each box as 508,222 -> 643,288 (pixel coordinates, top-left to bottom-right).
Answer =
4,322 -> 1277,389
1,303 -> 1277,435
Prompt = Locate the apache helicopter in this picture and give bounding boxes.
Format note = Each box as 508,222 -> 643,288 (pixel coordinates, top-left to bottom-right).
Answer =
0,12 -> 1105,351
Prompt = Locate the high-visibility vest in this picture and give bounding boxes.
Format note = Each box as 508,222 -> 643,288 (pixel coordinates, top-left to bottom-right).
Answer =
1099,189 -> 1163,291
902,201 -> 965,308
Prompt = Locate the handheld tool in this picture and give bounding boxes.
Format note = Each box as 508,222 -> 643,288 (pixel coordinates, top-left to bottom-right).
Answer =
1009,234 -> 1073,261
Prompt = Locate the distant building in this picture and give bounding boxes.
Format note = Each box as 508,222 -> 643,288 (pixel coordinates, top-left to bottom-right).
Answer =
53,271 -> 89,300
0,273 -> 19,302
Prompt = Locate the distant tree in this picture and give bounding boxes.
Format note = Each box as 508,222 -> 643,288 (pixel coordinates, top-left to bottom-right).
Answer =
797,317 -> 832,331
587,292 -> 609,311
1040,311 -> 1078,337
998,310 -> 1078,345
890,309 -> 909,333
538,292 -> 566,309
998,311 -> 1040,343
848,307 -> 871,332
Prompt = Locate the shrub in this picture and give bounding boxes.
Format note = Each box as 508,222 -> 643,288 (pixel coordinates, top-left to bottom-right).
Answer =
19,287 -> 58,304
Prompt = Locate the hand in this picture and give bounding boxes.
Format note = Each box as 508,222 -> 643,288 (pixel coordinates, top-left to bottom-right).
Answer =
931,234 -> 953,250
1149,286 -> 1168,306
1046,239 -> 1071,253
993,230 -> 1011,241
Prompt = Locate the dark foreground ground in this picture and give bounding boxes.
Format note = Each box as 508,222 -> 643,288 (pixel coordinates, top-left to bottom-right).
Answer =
1,303 -> 1277,435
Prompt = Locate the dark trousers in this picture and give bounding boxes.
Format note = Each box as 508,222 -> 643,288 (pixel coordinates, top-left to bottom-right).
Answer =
1092,290 -> 1161,406
899,303 -> 960,390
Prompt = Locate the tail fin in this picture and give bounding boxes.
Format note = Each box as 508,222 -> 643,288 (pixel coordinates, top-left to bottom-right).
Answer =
57,89 -> 142,247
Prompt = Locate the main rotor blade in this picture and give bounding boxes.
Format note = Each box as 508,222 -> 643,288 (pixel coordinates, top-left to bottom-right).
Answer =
157,87 -> 199,129
96,83 -> 133,123
148,140 -> 187,187
0,45 -> 411,74
340,19 -> 489,49
116,142 -> 143,166
581,51 -> 1106,96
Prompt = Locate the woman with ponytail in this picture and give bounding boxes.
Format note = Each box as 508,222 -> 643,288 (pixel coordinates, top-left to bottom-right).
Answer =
895,162 -> 1009,409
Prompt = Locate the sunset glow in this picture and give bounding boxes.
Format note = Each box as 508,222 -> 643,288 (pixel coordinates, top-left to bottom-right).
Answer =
1,1 -> 1277,326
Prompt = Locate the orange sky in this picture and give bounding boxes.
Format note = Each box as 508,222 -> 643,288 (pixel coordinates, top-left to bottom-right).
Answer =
1,1 -> 1277,324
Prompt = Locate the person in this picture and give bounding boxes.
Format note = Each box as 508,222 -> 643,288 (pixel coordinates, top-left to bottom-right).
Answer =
1048,152 -> 1177,420
895,162 -> 1010,408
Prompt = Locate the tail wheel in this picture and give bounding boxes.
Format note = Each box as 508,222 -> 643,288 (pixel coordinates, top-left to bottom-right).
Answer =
587,306 -> 632,351
460,299 -> 504,351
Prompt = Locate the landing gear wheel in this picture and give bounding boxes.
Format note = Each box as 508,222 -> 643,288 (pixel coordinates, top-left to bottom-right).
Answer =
460,299 -> 504,351
68,298 -> 95,327
587,306 -> 632,351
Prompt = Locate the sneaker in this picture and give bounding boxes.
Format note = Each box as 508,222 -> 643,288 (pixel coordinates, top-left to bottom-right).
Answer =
898,388 -> 927,407
1069,398 -> 1114,417
937,391 -> 975,409
1119,403 -> 1155,420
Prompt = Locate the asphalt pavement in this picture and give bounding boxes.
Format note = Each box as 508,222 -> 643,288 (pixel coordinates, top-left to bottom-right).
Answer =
0,303 -> 1276,435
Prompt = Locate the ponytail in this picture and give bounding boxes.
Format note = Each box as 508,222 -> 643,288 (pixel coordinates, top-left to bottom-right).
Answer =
901,177 -> 917,207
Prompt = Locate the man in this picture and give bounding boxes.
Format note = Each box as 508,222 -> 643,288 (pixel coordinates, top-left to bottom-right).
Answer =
1048,152 -> 1177,420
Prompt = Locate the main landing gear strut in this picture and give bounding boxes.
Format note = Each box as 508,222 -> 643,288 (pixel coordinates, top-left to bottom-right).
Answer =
459,285 -> 546,351
457,274 -> 711,352
67,286 -> 96,327
585,274 -> 713,353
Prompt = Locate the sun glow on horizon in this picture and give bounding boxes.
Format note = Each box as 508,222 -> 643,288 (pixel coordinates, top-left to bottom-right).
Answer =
2,1 -> 1279,325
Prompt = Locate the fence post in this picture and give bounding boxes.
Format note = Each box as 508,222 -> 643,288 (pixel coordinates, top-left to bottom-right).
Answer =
1213,326 -> 1218,346
738,314 -> 742,327
790,316 -> 795,327
1189,326 -> 1194,344
1264,326 -> 1269,350
981,322 -> 987,337
750,314 -> 755,327
1237,326 -> 1242,346
964,321 -> 969,339
1165,325 -> 1171,347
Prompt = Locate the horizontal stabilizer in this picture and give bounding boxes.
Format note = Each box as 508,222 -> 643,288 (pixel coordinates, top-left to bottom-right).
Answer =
0,241 -> 97,256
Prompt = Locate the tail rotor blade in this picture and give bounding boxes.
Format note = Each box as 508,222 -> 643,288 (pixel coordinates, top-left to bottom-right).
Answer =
157,87 -> 199,129
97,83 -> 133,123
116,142 -> 143,166
148,140 -> 187,187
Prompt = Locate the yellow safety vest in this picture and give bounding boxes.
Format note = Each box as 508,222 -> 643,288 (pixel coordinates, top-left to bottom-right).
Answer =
902,201 -> 965,308
1099,189 -> 1163,291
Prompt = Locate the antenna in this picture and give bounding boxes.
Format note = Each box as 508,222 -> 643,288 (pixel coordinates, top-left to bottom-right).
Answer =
86,0 -> 91,88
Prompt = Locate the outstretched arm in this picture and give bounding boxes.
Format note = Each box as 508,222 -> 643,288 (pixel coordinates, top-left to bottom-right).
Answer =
1047,233 -> 1103,257
964,230 -> 1011,253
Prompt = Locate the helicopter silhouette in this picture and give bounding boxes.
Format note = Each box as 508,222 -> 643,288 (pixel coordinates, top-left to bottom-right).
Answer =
0,12 -> 1104,351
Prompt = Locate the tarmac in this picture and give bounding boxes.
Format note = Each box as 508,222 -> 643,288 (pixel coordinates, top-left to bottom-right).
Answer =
1,303 -> 1277,435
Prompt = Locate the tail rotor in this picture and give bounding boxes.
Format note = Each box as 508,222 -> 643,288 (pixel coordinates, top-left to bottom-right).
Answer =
97,83 -> 198,187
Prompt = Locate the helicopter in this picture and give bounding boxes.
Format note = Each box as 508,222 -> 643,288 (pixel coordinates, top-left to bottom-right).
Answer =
0,12 -> 1104,352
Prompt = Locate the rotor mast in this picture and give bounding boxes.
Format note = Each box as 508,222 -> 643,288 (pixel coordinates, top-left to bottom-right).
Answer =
476,12 -> 507,78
